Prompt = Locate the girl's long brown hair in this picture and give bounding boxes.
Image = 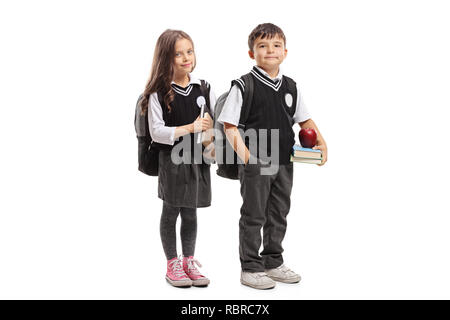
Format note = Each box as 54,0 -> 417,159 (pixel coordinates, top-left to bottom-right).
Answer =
141,29 -> 195,114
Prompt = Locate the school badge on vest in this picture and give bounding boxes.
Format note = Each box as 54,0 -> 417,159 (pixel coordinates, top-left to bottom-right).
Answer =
285,93 -> 293,107
196,96 -> 206,109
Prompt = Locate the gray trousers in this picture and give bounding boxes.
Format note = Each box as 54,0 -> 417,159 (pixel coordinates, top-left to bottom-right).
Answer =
238,162 -> 294,272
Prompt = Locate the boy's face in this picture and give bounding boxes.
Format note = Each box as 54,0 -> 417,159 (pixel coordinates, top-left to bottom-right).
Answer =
249,35 -> 287,71
173,38 -> 195,77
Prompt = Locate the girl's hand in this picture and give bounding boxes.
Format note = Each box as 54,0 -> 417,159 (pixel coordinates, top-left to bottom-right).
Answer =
193,115 -> 210,133
313,141 -> 328,166
205,112 -> 213,130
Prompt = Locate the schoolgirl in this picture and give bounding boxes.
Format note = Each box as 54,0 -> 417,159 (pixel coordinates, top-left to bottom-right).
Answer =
140,29 -> 215,287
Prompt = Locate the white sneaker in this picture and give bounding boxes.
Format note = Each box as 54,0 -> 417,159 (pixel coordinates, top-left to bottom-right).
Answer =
240,271 -> 276,290
265,264 -> 301,283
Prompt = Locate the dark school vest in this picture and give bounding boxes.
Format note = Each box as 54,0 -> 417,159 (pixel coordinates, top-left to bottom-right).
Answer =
240,68 -> 296,165
158,82 -> 211,155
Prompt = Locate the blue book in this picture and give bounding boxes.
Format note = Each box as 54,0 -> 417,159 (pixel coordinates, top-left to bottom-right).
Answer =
292,145 -> 321,153
292,144 -> 322,159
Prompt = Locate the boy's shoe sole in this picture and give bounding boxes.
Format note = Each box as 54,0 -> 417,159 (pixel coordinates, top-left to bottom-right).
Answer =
240,279 -> 276,290
266,275 -> 301,284
192,278 -> 210,287
165,276 -> 192,288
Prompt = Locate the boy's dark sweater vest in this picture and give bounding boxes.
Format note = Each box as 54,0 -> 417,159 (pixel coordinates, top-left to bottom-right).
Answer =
157,83 -> 209,154
237,67 -> 296,165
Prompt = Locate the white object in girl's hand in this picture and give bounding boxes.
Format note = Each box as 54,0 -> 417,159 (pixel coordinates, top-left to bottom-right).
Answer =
196,96 -> 206,143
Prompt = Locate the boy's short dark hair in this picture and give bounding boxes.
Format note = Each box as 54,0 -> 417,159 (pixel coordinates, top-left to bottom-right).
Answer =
248,23 -> 286,51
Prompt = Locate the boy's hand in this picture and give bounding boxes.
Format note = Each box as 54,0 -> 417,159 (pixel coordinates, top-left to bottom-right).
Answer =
299,119 -> 327,166
203,142 -> 216,161
313,141 -> 327,166
224,122 -> 249,165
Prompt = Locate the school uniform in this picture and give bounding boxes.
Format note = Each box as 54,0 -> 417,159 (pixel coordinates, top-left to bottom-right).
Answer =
217,66 -> 310,272
148,74 -> 216,209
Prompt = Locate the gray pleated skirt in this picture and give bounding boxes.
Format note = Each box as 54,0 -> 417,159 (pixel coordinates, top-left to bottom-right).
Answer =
158,149 -> 211,208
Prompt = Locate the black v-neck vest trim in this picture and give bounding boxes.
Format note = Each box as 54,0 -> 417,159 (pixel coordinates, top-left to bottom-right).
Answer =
171,83 -> 193,96
250,66 -> 283,91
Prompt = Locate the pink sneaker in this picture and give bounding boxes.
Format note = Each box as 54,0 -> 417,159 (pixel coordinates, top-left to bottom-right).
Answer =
183,256 -> 210,287
166,257 -> 192,287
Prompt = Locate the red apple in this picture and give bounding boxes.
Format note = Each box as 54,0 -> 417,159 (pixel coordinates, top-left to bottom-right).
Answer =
299,128 -> 317,148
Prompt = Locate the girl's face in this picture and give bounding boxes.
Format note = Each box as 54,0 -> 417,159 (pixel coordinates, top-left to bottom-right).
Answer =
173,38 -> 195,78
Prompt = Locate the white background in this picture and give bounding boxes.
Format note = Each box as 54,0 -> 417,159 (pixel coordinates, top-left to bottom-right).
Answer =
1,0 -> 449,299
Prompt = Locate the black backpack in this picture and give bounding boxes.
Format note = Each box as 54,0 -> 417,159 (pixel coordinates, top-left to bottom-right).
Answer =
214,73 -> 297,180
135,80 -> 211,176
134,94 -> 159,176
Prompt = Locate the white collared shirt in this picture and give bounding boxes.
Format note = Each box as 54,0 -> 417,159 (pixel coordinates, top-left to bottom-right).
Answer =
148,74 -> 216,145
217,66 -> 311,126
254,65 -> 283,81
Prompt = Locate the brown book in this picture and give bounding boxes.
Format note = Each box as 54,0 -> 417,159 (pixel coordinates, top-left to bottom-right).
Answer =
292,145 -> 322,159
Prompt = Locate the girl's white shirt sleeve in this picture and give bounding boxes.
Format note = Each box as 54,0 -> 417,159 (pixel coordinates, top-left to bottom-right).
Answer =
148,92 -> 176,145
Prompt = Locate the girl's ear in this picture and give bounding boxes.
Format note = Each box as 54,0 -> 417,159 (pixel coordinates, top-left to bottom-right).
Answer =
248,50 -> 255,59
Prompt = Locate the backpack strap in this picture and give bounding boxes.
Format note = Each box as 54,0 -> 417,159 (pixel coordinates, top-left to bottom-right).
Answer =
230,73 -> 254,130
199,79 -> 211,117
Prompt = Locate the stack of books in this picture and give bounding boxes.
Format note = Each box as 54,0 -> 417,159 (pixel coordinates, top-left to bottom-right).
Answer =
291,144 -> 322,164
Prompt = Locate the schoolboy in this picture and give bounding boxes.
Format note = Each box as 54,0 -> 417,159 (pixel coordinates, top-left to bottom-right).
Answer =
217,23 -> 328,289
